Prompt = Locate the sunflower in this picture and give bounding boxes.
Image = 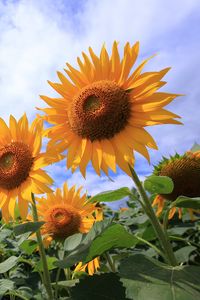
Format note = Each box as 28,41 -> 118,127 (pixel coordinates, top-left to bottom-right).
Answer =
0,114 -> 55,222
34,182 -> 96,243
152,151 -> 200,220
39,41 -> 182,176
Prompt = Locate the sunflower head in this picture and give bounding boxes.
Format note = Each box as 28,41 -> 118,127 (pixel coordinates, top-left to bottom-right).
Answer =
0,115 -> 54,222
154,152 -> 200,201
39,41 -> 182,177
36,183 -> 96,241
0,142 -> 33,190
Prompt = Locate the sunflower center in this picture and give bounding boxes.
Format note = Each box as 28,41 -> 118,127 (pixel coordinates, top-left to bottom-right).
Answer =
0,142 -> 33,190
44,205 -> 82,239
157,156 -> 200,201
68,80 -> 131,141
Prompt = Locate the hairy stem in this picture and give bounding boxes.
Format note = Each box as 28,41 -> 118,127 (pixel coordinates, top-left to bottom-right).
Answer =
129,166 -> 178,266
31,193 -> 54,299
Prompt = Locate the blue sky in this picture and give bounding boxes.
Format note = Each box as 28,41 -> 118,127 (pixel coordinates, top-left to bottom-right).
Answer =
0,0 -> 200,206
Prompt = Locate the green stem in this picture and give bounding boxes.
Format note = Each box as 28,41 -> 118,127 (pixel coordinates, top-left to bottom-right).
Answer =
135,234 -> 166,260
104,252 -> 116,272
129,166 -> 178,266
55,268 -> 61,299
65,267 -> 71,280
31,193 -> 54,300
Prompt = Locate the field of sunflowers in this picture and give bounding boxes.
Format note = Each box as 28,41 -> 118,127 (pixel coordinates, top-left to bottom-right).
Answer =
1,42 -> 200,300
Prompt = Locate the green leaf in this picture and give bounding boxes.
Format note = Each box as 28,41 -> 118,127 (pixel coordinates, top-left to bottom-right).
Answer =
84,224 -> 137,263
0,279 -> 15,296
175,246 -> 196,263
0,228 -> 12,242
33,256 -> 58,272
144,175 -> 174,194
14,221 -> 45,236
64,233 -> 83,251
56,219 -> 113,268
120,254 -> 200,300
71,273 -> 126,300
0,256 -> 19,274
89,187 -> 131,203
20,239 -> 38,255
52,279 -> 79,289
168,225 -> 194,236
172,196 -> 200,209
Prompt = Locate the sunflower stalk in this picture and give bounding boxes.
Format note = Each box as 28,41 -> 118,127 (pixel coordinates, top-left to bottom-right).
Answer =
129,166 -> 178,266
31,193 -> 54,300
104,252 -> 116,272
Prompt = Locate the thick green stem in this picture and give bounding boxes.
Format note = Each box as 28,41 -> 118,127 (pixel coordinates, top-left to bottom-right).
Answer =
129,167 -> 178,266
31,193 -> 54,300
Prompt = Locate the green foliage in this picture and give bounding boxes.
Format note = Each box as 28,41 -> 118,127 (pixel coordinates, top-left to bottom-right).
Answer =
120,254 -> 200,300
89,187 -> 132,203
144,175 -> 174,194
14,221 -> 45,236
172,196 -> 200,209
0,256 -> 19,274
71,273 -> 126,300
0,178 -> 200,299
57,219 -> 136,268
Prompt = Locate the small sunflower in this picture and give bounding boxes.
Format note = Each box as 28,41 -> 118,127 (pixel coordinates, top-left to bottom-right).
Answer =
39,41 -> 182,176
35,182 -> 96,243
152,151 -> 200,220
0,115 -> 54,222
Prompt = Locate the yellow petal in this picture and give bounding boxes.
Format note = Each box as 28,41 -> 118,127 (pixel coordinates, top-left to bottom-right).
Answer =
101,140 -> 116,172
8,196 -> 16,219
91,141 -> 102,176
18,196 -> 29,220
30,169 -> 53,185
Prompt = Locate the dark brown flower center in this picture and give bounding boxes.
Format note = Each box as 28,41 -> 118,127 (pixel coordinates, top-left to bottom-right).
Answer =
43,205 -> 81,239
68,80 -> 131,141
158,157 -> 200,201
0,142 -> 33,190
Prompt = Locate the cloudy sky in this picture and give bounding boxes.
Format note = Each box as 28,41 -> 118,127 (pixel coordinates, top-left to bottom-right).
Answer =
0,0 -> 200,205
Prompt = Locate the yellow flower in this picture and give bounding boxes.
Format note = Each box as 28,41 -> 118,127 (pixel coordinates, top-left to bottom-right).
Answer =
39,41 -> 182,176
152,151 -> 200,220
35,183 -> 96,243
74,257 -> 100,276
0,114 -> 54,222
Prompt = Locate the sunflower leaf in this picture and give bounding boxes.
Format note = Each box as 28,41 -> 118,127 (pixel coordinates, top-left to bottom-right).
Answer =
174,245 -> 196,263
71,273 -> 126,300
171,196 -> 200,209
0,256 -> 19,274
0,279 -> 15,296
83,224 -> 137,264
14,221 -> 45,236
119,254 -> 200,300
89,187 -> 132,203
144,175 -> 174,194
56,219 -> 136,268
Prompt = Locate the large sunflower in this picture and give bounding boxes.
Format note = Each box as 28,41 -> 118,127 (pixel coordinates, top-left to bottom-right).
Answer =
34,182 -> 96,243
152,151 -> 200,220
0,114 -> 54,222
39,41 -> 182,176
